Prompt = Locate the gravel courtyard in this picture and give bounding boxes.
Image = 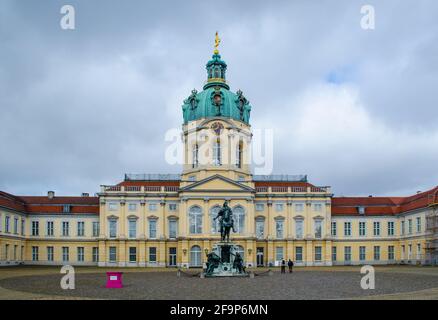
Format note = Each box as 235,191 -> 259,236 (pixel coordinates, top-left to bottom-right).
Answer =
0,266 -> 437,300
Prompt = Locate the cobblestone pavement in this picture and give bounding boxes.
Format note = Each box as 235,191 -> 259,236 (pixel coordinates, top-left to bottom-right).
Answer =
0,266 -> 437,300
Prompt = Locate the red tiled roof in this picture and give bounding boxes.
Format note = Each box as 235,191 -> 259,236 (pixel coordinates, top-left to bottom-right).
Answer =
332,186 -> 438,216
0,191 -> 99,215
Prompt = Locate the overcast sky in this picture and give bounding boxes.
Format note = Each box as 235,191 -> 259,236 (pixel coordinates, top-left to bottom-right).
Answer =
1,0 -> 437,197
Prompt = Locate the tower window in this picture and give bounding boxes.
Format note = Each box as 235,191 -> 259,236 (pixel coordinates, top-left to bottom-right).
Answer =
192,144 -> 199,168
236,142 -> 243,168
213,139 -> 221,166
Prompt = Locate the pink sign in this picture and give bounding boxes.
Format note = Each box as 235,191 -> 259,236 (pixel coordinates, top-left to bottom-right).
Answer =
106,272 -> 123,288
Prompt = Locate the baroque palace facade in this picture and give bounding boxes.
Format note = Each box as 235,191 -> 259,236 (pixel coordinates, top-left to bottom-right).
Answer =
1,43 -> 438,268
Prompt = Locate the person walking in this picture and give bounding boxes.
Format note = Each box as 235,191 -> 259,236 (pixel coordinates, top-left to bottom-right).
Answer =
288,259 -> 294,273
281,259 -> 286,274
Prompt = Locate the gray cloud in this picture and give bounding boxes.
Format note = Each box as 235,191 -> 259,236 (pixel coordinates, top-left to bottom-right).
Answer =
0,0 -> 437,196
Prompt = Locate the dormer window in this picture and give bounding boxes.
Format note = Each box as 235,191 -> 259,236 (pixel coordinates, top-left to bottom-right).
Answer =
63,204 -> 71,213
358,206 -> 365,215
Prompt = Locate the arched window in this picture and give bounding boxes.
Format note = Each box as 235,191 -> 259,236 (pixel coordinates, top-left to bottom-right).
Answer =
190,245 -> 202,267
213,139 -> 221,166
192,144 -> 199,168
233,206 -> 245,234
210,206 -> 221,233
189,206 -> 203,234
236,245 -> 245,261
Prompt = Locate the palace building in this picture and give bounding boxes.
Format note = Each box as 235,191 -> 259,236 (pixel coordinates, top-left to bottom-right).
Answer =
1,39 -> 438,268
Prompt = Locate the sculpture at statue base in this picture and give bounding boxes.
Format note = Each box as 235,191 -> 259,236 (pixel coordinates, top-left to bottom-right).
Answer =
204,201 -> 248,277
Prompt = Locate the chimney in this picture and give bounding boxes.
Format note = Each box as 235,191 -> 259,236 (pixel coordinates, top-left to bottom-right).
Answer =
368,195 -> 373,197
48,191 -> 55,199
81,193 -> 89,197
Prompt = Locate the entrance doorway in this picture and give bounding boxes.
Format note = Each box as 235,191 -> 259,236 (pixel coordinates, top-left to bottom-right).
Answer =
168,247 -> 177,267
256,247 -> 264,267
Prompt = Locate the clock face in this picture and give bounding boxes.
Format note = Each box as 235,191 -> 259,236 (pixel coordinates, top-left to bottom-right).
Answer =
211,122 -> 224,135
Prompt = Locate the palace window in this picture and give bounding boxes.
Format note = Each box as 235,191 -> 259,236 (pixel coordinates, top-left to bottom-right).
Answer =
62,247 -> 69,262
210,206 -> 221,233
295,247 -> 303,262
213,139 -> 221,166
416,217 -> 422,233
128,203 -> 137,212
21,219 -> 25,236
417,244 -> 421,260
295,203 -> 304,212
359,221 -> 366,236
275,203 -> 284,212
77,221 -> 85,237
92,247 -> 99,262
314,246 -> 322,261
313,204 -> 322,212
359,246 -> 366,261
149,203 -> 157,211
109,219 -> 117,238
46,221 -> 54,236
109,247 -> 117,262
374,246 -> 380,261
32,221 -> 39,236
108,202 -> 118,211
14,217 -> 18,234
32,246 -> 39,261
149,219 -> 157,239
129,247 -> 137,263
129,219 -> 137,239
47,246 -> 54,262
169,219 -> 178,239
331,221 -> 337,237
275,247 -> 284,262
408,244 -> 412,259
344,222 -> 351,236
387,221 -> 394,236
5,216 -> 10,233
77,247 -> 84,262
295,219 -> 304,239
149,247 -> 157,263
190,245 -> 202,267
233,206 -> 245,233
189,206 -> 203,234
332,247 -> 337,261
401,221 -> 405,235
408,219 -> 412,234
314,219 -> 322,239
275,219 -> 284,239
388,246 -> 395,261
62,221 -> 69,236
93,222 -> 100,237
373,221 -> 380,236
255,218 -> 264,239
344,246 -> 351,262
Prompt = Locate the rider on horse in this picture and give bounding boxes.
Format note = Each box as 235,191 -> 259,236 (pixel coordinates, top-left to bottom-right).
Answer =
214,201 -> 236,241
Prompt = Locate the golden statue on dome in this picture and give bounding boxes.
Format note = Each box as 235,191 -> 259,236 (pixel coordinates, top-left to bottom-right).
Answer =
214,31 -> 221,54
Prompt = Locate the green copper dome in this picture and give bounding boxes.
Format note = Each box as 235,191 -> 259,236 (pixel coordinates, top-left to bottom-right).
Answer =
182,53 -> 252,125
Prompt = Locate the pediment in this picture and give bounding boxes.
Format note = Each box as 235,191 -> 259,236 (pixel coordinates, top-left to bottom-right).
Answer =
180,174 -> 254,193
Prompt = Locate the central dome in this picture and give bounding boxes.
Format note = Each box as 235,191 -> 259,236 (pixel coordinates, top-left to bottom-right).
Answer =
182,53 -> 252,125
